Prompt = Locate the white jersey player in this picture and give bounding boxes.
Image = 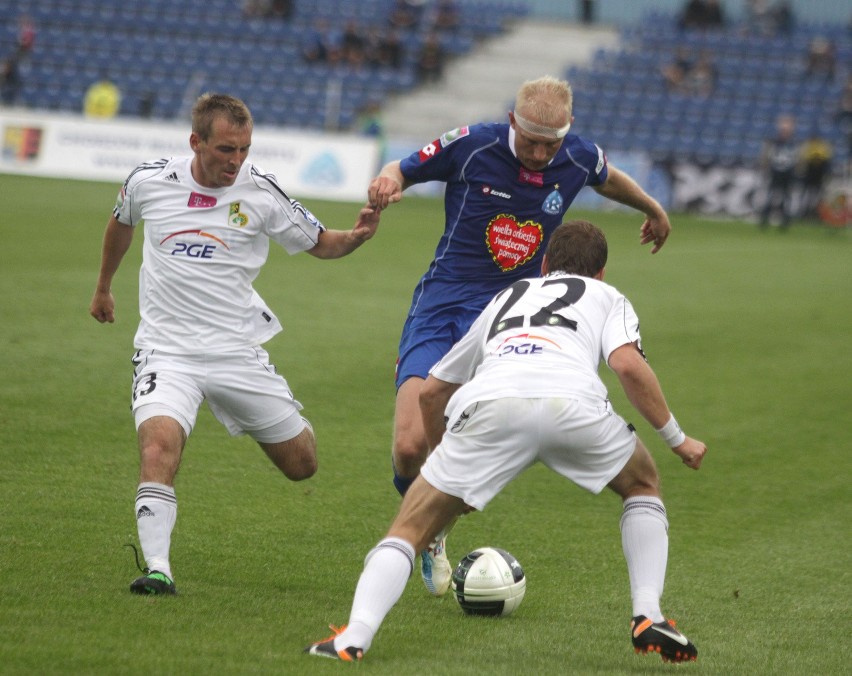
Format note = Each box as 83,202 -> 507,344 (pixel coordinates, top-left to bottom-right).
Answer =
306,220 -> 707,664
90,93 -> 380,596
117,154 -> 326,354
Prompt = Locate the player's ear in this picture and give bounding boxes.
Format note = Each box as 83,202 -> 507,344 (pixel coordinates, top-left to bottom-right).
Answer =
541,254 -> 550,275
508,110 -> 516,127
189,132 -> 200,152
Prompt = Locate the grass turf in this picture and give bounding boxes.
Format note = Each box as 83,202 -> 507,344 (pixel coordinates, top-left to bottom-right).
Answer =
0,173 -> 849,674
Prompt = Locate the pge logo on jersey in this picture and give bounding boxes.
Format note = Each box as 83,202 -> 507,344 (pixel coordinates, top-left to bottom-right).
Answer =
160,230 -> 230,258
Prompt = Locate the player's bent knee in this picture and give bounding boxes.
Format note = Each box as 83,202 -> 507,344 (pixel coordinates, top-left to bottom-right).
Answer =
392,438 -> 429,476
283,458 -> 317,482
608,440 -> 661,498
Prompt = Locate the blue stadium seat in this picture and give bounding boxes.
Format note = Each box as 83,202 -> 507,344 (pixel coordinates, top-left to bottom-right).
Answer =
18,0 -> 851,142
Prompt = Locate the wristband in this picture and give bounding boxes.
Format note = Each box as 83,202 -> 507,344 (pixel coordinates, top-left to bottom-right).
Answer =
656,414 -> 686,448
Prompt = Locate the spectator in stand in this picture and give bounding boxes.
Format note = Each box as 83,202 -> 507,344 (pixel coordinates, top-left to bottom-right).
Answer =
759,114 -> 799,229
416,32 -> 445,84
678,0 -> 725,30
682,52 -> 717,97
662,49 -> 716,97
364,27 -> 383,66
358,98 -> 386,172
661,47 -> 693,92
138,91 -> 156,118
433,0 -> 460,32
268,0 -> 293,19
744,0 -> 793,37
84,77 -> 122,119
17,14 -> 35,57
804,37 -> 836,81
242,0 -> 268,17
834,75 -> 852,175
798,134 -> 833,220
771,2 -> 794,34
242,0 -> 291,19
301,18 -> 340,64
340,20 -> 367,69
389,0 -> 425,30
366,26 -> 404,70
379,28 -> 405,69
1,54 -> 21,106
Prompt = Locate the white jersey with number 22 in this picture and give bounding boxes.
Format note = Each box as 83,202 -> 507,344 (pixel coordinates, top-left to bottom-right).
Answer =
429,272 -> 642,414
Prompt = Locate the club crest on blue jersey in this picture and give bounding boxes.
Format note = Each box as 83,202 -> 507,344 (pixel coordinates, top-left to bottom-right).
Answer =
542,189 -> 563,215
228,201 -> 248,227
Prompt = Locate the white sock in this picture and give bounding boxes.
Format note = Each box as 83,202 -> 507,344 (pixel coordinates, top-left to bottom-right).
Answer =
336,537 -> 416,653
135,482 -> 177,580
620,496 -> 668,623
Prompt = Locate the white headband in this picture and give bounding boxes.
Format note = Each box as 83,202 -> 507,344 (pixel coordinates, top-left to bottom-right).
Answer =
513,111 -> 571,139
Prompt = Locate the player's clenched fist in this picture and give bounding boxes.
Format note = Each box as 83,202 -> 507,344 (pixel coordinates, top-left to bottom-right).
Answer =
368,160 -> 406,211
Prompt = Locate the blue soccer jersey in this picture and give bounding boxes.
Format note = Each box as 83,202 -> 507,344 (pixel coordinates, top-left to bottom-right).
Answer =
401,122 -> 607,314
394,122 -> 609,387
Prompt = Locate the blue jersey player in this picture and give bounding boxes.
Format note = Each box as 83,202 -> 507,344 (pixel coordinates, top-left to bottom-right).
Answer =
367,76 -> 673,596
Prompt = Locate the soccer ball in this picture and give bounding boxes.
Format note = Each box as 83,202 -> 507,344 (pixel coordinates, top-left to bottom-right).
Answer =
451,547 -> 526,617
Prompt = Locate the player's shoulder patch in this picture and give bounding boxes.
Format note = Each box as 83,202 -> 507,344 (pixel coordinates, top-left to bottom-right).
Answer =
594,143 -> 607,175
417,126 -> 470,162
440,126 -> 470,147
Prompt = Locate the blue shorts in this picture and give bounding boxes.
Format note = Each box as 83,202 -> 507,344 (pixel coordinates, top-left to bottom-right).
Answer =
395,306 -> 481,389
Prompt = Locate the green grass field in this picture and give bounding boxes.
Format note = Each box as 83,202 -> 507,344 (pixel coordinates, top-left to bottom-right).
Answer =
0,173 -> 849,675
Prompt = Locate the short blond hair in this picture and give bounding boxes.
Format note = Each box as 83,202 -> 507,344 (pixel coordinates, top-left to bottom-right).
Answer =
514,76 -> 573,126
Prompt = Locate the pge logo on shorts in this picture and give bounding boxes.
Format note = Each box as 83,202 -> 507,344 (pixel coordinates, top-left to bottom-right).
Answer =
160,229 -> 230,258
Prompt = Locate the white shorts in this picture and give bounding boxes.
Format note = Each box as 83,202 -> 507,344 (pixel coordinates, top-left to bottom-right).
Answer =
130,347 -> 306,442
420,396 -> 636,511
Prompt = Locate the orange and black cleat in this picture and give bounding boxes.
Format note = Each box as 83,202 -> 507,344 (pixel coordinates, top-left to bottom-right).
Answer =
305,624 -> 364,662
631,615 -> 697,663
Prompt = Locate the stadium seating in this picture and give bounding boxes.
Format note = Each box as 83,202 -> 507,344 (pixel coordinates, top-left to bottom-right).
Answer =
568,11 -> 851,166
0,0 -> 527,131
3,2 -> 847,167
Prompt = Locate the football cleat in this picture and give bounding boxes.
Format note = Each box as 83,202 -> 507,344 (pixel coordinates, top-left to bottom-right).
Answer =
130,570 -> 177,596
421,536 -> 452,596
304,624 -> 363,662
631,615 -> 697,663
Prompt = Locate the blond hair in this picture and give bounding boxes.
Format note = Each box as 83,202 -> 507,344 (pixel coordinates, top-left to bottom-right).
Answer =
514,76 -> 573,127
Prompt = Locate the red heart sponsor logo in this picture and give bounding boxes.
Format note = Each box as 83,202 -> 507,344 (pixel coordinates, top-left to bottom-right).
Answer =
486,214 -> 543,271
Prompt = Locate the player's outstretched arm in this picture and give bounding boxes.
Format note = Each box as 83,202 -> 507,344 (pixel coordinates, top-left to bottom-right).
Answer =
90,216 -> 135,324
593,165 -> 671,253
608,342 -> 707,469
368,160 -> 408,211
307,205 -> 380,259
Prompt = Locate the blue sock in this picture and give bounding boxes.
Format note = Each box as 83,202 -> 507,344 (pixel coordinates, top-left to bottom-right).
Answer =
392,463 -> 415,497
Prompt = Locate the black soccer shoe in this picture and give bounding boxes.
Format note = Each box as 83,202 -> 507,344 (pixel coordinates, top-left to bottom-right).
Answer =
129,570 -> 177,596
631,615 -> 697,663
304,625 -> 363,662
